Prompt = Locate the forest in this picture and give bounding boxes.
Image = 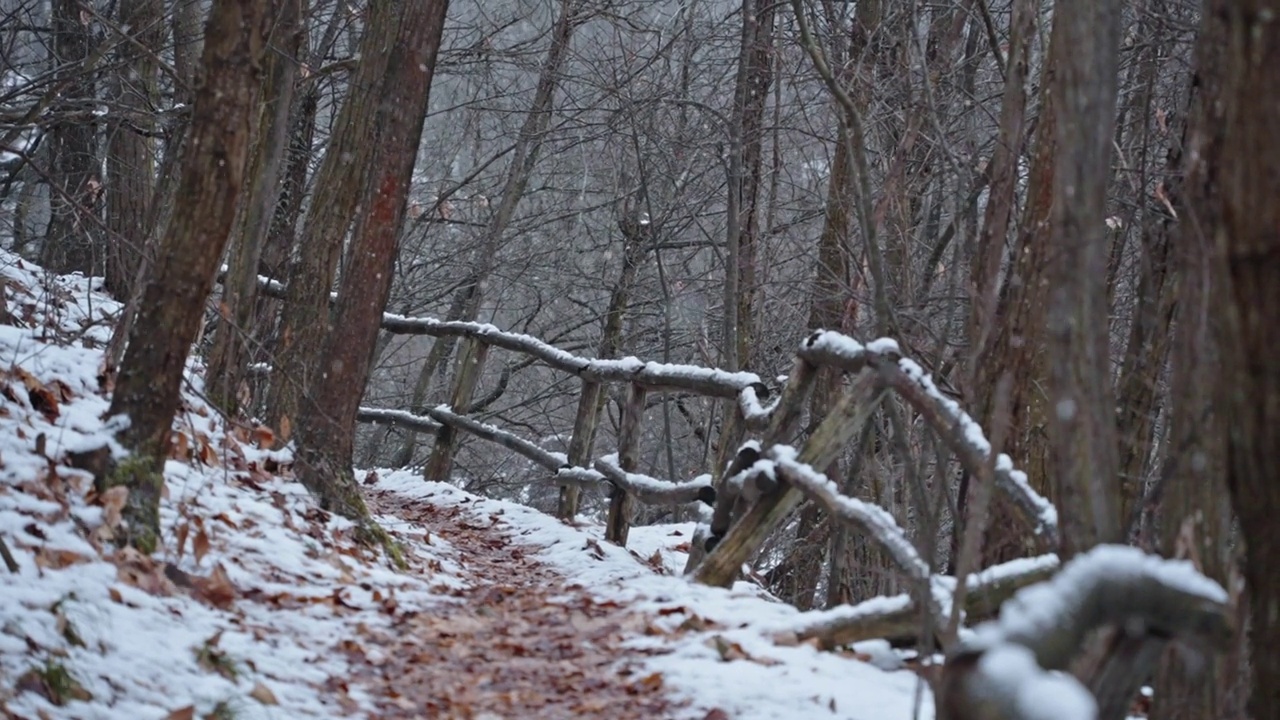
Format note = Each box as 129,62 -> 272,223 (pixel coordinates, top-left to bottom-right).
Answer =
0,0 -> 1277,718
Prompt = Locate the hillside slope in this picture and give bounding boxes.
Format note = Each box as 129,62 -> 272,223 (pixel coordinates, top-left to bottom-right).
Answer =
0,253 -> 932,719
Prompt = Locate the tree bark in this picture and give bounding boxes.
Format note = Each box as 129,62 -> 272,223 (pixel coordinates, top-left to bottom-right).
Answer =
1043,0 -> 1124,557
293,0 -> 450,549
42,0 -> 101,275
1212,1 -> 1280,716
266,0 -> 402,439
100,0 -> 269,552
104,0 -> 163,298
206,0 -> 304,415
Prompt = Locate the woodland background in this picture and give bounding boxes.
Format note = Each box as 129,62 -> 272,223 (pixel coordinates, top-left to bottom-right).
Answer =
1,0 -> 1277,717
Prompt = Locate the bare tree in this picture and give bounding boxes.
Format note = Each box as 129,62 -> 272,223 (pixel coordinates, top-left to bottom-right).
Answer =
94,0 -> 269,551
292,0 -> 451,555
1209,0 -> 1280,715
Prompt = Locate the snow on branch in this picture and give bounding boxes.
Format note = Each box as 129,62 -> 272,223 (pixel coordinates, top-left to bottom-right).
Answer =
785,554 -> 1061,648
797,329 -> 1060,548
594,454 -> 715,506
355,406 -> 714,506
938,546 -> 1232,720
380,314 -> 774,419
967,544 -> 1230,670
767,445 -> 930,582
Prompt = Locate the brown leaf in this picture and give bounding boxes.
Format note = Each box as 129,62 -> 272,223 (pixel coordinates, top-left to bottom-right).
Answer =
115,547 -> 177,597
248,682 -> 279,705
702,710 -> 731,720
278,414 -> 292,443
251,425 -> 275,449
191,563 -> 238,609
192,521 -> 210,567
99,485 -> 128,528
35,547 -> 91,570
164,707 -> 196,720
107,587 -> 124,604
174,521 -> 190,561
15,366 -> 59,421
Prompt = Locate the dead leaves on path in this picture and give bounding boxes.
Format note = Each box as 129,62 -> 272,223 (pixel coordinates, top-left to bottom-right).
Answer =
350,494 -> 686,719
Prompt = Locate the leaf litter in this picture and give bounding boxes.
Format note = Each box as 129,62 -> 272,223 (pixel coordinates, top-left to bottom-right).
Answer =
0,250 -> 934,720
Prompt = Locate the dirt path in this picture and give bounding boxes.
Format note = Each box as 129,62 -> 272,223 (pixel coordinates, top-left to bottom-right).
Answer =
351,489 -> 688,719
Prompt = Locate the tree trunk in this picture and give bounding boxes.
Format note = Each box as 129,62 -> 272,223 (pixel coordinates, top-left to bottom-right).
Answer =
104,0 -> 162,298
1213,1 -> 1280,716
292,0 -> 450,548
963,0 -> 1048,566
556,215 -> 649,519
206,0 -> 304,415
1150,5 -> 1248,717
42,0 -> 101,275
395,0 -> 580,467
1043,0 -> 1124,558
266,0 -> 402,439
723,0 -> 775,373
99,0 -> 269,552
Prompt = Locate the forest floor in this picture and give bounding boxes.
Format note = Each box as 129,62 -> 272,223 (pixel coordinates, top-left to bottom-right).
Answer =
0,252 -> 932,720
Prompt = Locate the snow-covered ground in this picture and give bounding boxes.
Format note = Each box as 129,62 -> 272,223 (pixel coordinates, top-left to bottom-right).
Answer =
0,252 -> 935,719
374,473 -> 935,720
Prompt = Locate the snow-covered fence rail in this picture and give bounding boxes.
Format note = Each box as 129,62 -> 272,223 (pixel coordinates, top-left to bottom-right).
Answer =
355,405 -> 715,507
379,314 -> 775,425
936,546 -> 1233,720
355,313 -> 1063,647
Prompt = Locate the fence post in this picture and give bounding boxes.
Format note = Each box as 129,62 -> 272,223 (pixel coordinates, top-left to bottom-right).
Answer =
605,383 -> 647,545
423,336 -> 489,480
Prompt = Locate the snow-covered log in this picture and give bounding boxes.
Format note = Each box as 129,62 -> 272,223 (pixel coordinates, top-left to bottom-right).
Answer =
380,314 -> 774,415
797,329 -> 1059,549
768,445 -> 930,582
787,554 -> 1061,648
694,370 -> 886,587
595,454 -> 715,506
937,546 -> 1232,720
355,406 -> 713,507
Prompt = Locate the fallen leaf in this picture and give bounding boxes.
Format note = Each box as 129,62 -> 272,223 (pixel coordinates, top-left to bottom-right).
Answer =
164,707 -> 196,720
35,547 -> 91,570
251,425 -> 275,449
174,521 -> 190,561
99,485 -> 128,528
191,563 -> 238,609
192,521 -> 210,567
14,366 -> 59,421
249,682 -> 279,705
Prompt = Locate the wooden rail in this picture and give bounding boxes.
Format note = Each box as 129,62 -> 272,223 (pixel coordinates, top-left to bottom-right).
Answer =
347,313 -> 1061,647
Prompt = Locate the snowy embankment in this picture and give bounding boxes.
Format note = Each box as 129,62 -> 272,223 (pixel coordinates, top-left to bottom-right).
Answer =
0,252 -> 931,719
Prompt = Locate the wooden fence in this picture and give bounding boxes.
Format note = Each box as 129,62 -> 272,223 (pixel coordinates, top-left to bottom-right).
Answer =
356,311 -> 1069,646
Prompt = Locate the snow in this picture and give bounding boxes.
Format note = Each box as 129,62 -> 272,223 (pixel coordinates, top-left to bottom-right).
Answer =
972,645 -> 1097,720
0,253 -> 937,719
372,472 -> 937,720
0,254 -> 462,718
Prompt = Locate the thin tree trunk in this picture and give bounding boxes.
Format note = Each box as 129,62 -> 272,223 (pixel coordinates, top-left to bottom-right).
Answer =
556,214 -> 650,518
97,0 -> 269,552
104,0 -> 162,298
394,0 -> 580,465
206,0 -> 304,415
1044,0 -> 1124,558
42,0 -> 101,274
293,0 -> 450,552
958,0 -> 1035,570
1213,1 -> 1280,716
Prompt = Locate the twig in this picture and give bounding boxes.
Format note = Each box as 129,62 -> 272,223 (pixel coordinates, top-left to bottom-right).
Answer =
0,534 -> 20,573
